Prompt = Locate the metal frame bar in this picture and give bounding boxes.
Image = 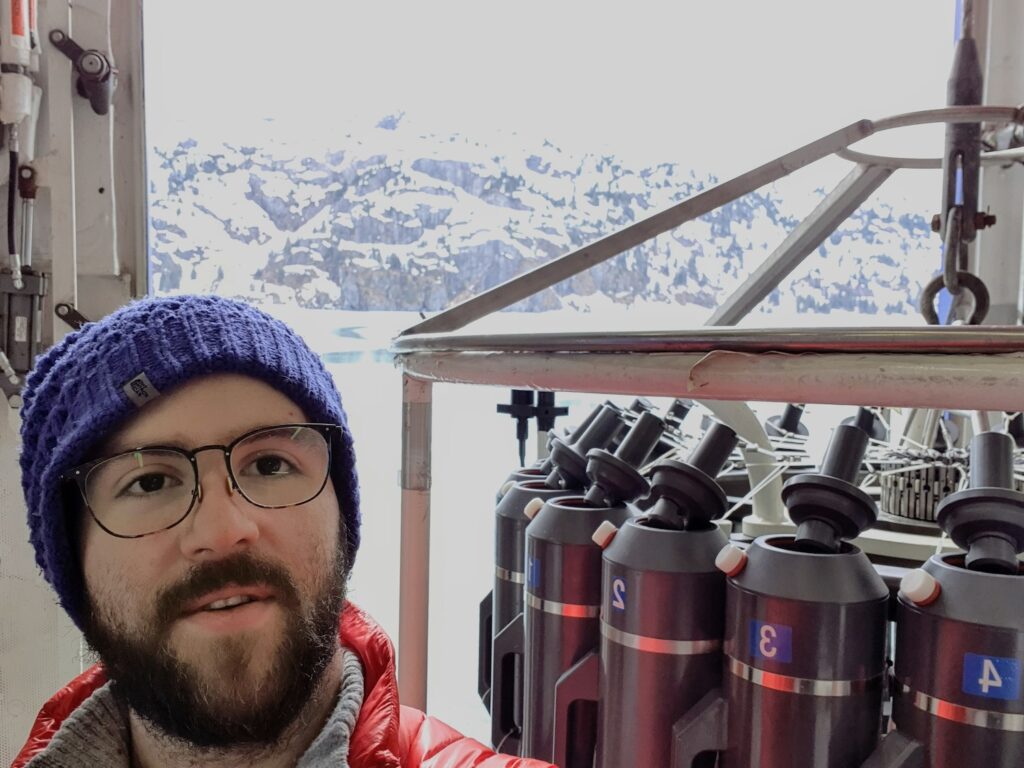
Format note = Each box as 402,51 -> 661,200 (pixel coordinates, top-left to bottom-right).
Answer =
399,374 -> 432,708
400,106 -> 1021,338
399,120 -> 875,336
111,0 -> 149,300
40,0 -> 78,346
64,0 -> 134,321
398,350 -> 1024,412
393,326 -> 1024,355
976,0 -> 1024,325
836,145 -> 1024,170
707,164 -> 894,325
394,105 -> 1024,710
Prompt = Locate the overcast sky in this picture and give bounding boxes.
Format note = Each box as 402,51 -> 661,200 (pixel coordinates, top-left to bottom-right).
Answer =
144,0 -> 956,169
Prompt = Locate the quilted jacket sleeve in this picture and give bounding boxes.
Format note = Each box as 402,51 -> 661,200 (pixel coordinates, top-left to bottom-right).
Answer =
397,705 -> 555,768
11,665 -> 109,768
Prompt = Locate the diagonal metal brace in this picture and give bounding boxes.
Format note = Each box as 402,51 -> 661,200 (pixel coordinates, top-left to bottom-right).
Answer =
707,163 -> 893,326
400,120 -> 874,336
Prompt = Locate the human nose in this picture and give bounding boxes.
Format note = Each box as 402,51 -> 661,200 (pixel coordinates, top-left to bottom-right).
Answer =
177,451 -> 260,559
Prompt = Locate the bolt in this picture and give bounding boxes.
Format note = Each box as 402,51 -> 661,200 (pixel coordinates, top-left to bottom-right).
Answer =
931,213 -> 942,233
80,53 -> 105,76
974,212 -> 997,229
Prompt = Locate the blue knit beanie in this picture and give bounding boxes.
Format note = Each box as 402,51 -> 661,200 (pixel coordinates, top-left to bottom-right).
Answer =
19,294 -> 360,629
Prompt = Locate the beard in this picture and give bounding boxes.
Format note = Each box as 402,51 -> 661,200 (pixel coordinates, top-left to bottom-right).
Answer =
80,541 -> 347,749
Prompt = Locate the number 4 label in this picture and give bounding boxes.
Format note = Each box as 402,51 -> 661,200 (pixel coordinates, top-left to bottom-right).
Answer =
963,653 -> 1021,700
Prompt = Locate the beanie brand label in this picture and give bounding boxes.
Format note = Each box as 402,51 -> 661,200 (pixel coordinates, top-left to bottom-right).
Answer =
123,373 -> 160,407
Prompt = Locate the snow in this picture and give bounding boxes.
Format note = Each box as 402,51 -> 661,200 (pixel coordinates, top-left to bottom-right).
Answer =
149,118 -> 942,322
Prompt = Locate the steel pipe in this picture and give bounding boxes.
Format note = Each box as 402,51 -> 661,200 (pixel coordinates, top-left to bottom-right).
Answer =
399,374 -> 432,710
399,350 -> 1024,411
870,105 -> 1021,132
836,145 -> 1024,170
707,164 -> 894,326
393,326 -> 1024,355
399,121 -> 875,336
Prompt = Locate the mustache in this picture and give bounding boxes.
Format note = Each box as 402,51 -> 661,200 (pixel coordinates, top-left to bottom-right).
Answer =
154,553 -> 300,627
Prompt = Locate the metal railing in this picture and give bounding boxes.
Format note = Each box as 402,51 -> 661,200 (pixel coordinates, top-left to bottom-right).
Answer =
392,106 -> 1024,709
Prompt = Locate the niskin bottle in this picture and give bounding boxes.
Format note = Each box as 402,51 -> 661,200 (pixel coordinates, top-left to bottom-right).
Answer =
675,411 -> 889,768
864,431 -> 1024,768
520,411 -> 665,765
480,403 -> 608,711
594,421 -> 739,768
488,404 -> 623,752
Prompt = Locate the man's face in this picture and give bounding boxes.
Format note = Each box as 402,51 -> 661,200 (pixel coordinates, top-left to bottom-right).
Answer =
78,374 -> 347,746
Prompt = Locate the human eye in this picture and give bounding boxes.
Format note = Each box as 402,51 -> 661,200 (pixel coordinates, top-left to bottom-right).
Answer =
234,427 -> 324,479
90,450 -> 191,503
118,471 -> 184,497
239,451 -> 298,478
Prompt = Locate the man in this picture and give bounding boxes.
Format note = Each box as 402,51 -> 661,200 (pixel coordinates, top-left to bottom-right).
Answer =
13,295 -> 552,768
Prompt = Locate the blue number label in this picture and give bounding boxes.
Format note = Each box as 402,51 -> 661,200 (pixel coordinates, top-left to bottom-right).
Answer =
528,558 -> 541,588
611,578 -> 626,611
963,654 -> 1021,700
749,620 -> 792,663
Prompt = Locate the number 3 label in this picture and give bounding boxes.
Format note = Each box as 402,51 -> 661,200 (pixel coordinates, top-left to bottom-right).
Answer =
750,620 -> 792,663
611,578 -> 626,611
963,653 -> 1021,700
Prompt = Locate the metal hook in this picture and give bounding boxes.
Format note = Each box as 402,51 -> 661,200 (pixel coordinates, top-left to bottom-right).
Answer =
942,206 -> 963,295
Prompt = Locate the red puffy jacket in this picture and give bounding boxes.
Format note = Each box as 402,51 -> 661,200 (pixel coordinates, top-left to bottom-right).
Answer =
12,602 -> 553,768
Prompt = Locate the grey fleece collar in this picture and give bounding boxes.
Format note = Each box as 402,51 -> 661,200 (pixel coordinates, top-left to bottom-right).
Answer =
26,649 -> 365,768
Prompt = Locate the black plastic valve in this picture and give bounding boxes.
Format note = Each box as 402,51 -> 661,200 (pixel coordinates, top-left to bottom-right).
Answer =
766,404 -> 809,438
666,399 -> 693,428
782,409 -> 877,554
536,402 -> 609,475
545,405 -> 622,490
842,407 -> 887,442
1007,413 -> 1024,449
643,421 -> 739,531
535,391 -> 568,434
937,431 -> 1024,575
583,412 -> 665,507
497,390 -> 535,467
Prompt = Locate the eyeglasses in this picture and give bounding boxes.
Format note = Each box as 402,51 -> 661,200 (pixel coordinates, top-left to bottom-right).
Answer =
62,423 -> 341,539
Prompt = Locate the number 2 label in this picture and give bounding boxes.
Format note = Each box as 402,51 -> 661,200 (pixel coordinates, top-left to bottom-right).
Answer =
611,578 -> 626,611
963,653 -> 1021,700
750,620 -> 792,663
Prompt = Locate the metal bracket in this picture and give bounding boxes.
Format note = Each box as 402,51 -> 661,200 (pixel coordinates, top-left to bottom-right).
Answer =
54,302 -> 90,330
48,29 -> 118,116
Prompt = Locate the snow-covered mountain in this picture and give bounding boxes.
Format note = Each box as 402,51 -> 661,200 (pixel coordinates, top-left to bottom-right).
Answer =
147,116 -> 938,319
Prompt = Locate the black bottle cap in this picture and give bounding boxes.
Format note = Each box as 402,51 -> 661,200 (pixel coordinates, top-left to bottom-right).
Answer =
937,431 -> 1024,575
783,421 -> 877,553
583,412 -> 665,506
545,405 -> 622,490
642,422 -> 739,530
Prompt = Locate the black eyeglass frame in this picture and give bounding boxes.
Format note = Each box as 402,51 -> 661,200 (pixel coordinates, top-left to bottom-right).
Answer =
61,422 -> 342,539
